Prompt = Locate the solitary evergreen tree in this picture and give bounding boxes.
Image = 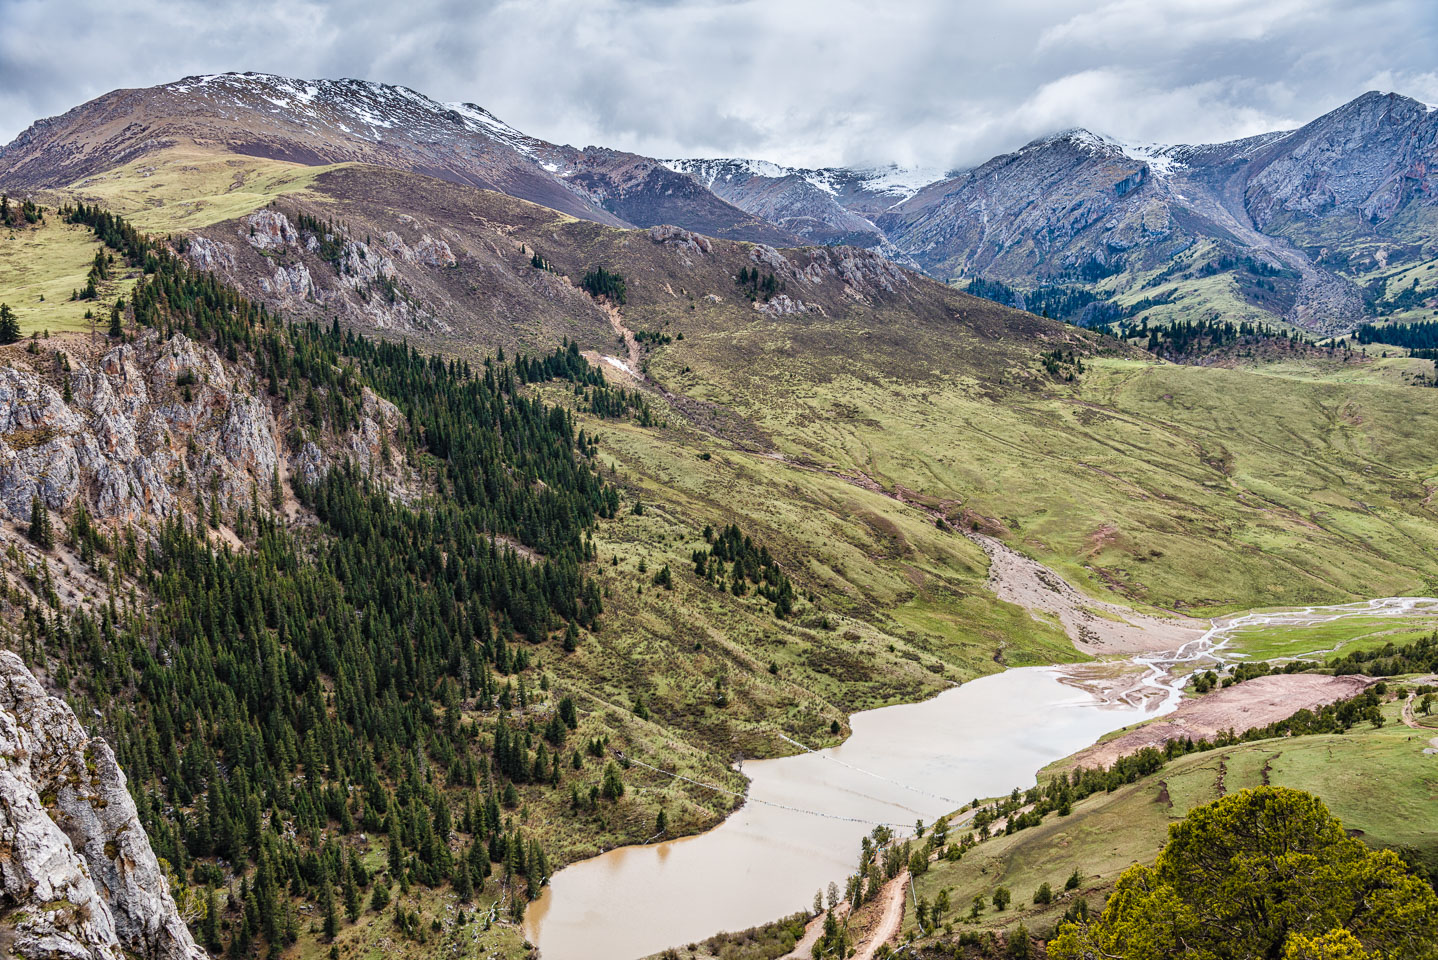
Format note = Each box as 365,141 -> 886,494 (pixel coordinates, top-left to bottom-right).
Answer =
0,303 -> 20,344
319,879 -> 338,941
27,496 -> 52,549
454,856 -> 473,901
342,855 -> 361,923
370,880 -> 390,912
202,886 -> 221,952
600,761 -> 624,800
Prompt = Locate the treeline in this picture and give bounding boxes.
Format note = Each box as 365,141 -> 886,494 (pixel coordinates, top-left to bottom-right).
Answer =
24,202 -> 662,948
691,524 -> 795,617
1041,348 -> 1085,380
1368,276 -> 1432,316
1356,319 -> 1438,351
736,266 -> 781,300
580,266 -> 626,304
965,278 -> 1104,324
1196,253 -> 1293,279
513,340 -> 655,421
0,194 -> 43,228
1115,317 -> 1301,360
1327,632 -> 1438,677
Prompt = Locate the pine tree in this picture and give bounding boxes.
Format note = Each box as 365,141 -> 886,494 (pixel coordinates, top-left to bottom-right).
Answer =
370,880 -> 390,912
319,879 -> 338,940
27,497 -> 53,549
453,855 -> 473,901
601,761 -> 624,800
108,302 -> 123,337
342,854 -> 361,923
0,303 -> 20,344
202,885 -> 221,952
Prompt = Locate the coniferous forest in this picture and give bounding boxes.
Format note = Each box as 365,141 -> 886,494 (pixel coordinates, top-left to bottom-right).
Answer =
6,203 -> 664,950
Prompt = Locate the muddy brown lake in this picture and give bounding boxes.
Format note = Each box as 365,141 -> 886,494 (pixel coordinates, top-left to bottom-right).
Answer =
523,666 -> 1168,960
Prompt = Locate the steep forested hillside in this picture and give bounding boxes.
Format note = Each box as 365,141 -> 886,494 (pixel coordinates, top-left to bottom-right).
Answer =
0,204 -> 719,959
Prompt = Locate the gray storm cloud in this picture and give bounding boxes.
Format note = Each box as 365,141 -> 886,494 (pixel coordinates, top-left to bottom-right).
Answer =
1,0 -> 1435,170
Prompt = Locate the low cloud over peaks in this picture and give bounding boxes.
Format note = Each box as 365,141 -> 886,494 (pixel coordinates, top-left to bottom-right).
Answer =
2,0 -> 1435,170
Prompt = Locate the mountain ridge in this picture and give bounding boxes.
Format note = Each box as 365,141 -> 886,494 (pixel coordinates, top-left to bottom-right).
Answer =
2,76 -> 1436,336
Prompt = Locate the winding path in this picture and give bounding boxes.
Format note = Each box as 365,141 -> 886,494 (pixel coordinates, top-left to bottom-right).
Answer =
852,874 -> 909,960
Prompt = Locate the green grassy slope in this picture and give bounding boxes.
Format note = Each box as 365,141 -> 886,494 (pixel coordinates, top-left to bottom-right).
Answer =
56,146 -> 342,232
479,206 -> 1438,614
638,325 -> 1438,614
0,216 -> 140,334
560,393 -> 1081,753
906,696 -> 1438,941
27,158 -> 1438,617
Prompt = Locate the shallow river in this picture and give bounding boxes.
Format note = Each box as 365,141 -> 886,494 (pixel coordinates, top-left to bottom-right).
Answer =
523,666 -> 1172,960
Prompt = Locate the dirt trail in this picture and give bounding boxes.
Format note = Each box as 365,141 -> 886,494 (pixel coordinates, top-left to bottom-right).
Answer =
779,904 -> 849,960
851,873 -> 909,960
1400,687 -> 1438,754
600,301 -> 642,376
1403,694 -> 1420,729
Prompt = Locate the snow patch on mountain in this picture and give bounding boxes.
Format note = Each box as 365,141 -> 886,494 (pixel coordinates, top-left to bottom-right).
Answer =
663,157 -> 945,202
1114,139 -> 1186,177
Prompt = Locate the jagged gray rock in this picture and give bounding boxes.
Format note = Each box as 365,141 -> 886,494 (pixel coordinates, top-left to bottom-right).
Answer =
0,651 -> 206,960
0,329 -> 406,528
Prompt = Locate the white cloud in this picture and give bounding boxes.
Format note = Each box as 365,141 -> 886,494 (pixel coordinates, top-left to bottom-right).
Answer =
0,0 -> 1433,171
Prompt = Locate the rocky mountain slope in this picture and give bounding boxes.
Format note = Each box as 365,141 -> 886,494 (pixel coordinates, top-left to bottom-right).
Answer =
877,93 -> 1438,335
0,650 -> 206,960
0,326 -> 404,533
0,73 -> 791,245
182,167 -> 625,350
4,75 -> 1434,335
662,93 -> 1438,336
661,158 -> 941,251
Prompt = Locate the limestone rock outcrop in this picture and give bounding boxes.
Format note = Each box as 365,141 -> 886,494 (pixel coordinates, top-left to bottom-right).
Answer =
0,330 -> 406,527
0,651 -> 207,960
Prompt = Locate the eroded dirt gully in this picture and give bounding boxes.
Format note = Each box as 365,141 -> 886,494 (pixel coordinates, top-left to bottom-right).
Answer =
966,529 -> 1206,655
753,449 -> 1207,656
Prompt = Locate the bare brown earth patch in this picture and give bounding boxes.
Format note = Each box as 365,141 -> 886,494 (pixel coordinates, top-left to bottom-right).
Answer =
1063,673 -> 1374,771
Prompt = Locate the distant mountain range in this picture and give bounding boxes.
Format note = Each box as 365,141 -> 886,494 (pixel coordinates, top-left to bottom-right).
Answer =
3,74 -> 1435,333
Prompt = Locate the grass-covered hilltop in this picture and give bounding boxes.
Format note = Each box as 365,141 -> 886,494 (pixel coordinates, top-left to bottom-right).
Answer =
1,66 -> 1438,960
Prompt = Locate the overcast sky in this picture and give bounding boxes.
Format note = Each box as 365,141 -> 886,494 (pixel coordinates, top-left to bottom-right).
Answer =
2,0 -> 1435,170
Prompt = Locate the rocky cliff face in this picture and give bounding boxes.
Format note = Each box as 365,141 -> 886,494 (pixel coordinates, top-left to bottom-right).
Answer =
1243,92 -> 1438,230
0,650 -> 207,960
0,328 -> 405,529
